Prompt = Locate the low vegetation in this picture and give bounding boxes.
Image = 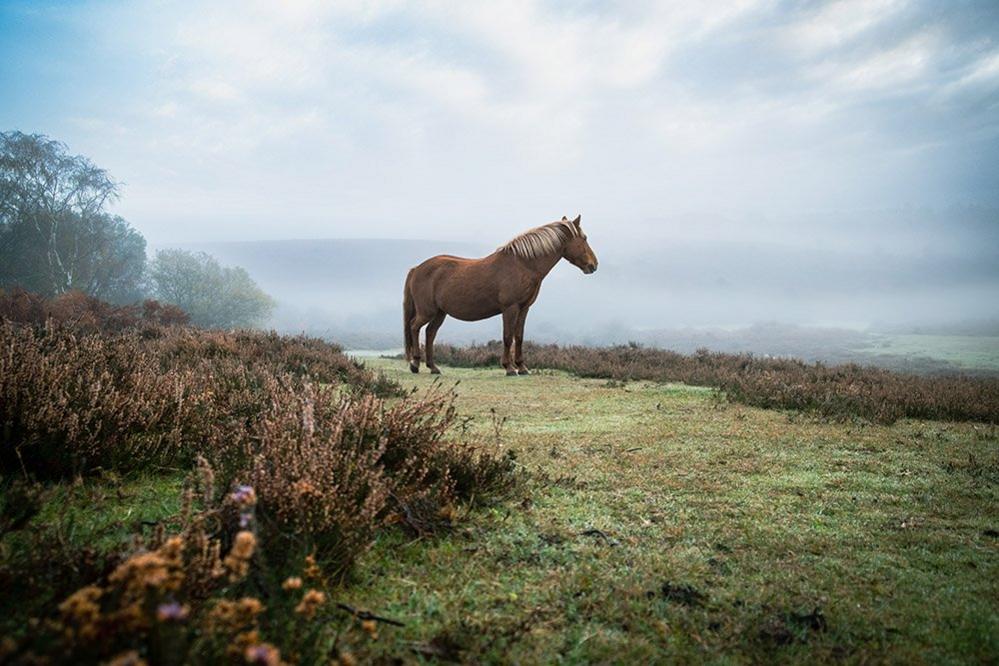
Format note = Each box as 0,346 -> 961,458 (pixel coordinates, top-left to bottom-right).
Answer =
2,291 -> 996,663
433,341 -> 999,424
0,291 -> 404,479
347,359 -> 998,663
0,293 -> 518,664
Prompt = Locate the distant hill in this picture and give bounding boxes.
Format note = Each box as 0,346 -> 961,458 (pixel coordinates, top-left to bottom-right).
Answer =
187,238 -> 489,294
173,236 -> 999,365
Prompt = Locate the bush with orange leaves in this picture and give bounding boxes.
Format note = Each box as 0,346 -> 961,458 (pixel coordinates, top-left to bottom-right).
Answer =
0,287 -> 189,331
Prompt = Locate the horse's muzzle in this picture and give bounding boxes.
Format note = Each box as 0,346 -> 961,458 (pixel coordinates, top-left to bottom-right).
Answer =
583,263 -> 598,274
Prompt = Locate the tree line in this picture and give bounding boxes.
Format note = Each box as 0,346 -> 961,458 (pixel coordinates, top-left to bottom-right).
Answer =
0,131 -> 274,328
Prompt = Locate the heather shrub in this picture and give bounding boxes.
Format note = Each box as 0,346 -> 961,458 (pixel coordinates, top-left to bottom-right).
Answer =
0,293 -> 519,662
3,440 -> 516,664
0,322 -> 216,477
0,316 -> 403,477
245,386 -> 392,575
3,483 -> 358,665
149,326 -> 399,397
433,342 -> 999,424
241,382 -> 516,574
0,287 -> 189,331
1,317 -> 517,565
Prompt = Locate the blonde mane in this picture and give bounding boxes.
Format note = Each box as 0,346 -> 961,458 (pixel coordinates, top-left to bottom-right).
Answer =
497,219 -> 579,259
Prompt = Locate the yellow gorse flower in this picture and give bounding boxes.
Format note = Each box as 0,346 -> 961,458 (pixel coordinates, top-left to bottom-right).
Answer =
294,589 -> 325,619
209,597 -> 265,633
223,531 -> 256,581
57,585 -> 103,640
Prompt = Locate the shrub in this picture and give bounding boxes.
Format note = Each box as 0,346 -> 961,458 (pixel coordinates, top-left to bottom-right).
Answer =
242,382 -> 516,575
0,322 -> 405,479
3,437 -> 517,663
0,287 -> 189,331
433,342 -> 999,424
3,484 -> 347,665
148,327 -> 393,395
0,307 -> 515,558
0,321 -> 215,477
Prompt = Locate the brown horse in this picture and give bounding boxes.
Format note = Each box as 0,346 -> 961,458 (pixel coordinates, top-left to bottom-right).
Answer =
403,215 -> 598,375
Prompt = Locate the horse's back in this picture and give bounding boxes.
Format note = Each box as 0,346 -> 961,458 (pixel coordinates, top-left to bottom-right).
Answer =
407,253 -> 505,321
408,253 -> 486,282
411,254 -> 477,270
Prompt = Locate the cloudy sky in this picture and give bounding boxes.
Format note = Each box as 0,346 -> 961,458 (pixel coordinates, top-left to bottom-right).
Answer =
1,0 -> 997,246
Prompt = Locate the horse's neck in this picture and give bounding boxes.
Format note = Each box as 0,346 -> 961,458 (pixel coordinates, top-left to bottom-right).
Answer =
513,251 -> 562,279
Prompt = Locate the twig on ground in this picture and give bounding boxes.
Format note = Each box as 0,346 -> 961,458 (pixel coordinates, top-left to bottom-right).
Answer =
579,528 -> 619,546
336,602 -> 405,627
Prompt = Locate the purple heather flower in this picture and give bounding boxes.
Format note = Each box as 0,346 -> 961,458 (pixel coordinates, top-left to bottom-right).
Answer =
231,484 -> 256,505
240,511 -> 253,528
156,601 -> 188,622
245,645 -> 279,665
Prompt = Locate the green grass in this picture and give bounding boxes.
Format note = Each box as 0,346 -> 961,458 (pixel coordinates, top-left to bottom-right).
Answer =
0,472 -> 186,636
3,358 -> 997,663
340,358 -> 999,663
857,334 -> 999,372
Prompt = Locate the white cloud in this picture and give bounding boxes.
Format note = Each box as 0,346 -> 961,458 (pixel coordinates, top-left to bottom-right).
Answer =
785,0 -> 907,53
813,31 -> 938,94
33,0 -> 994,244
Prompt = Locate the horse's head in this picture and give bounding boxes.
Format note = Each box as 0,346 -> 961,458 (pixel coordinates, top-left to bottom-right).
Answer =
561,215 -> 598,274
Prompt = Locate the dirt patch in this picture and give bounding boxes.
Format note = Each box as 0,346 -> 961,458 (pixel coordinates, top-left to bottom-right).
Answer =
758,606 -> 827,646
648,582 -> 707,607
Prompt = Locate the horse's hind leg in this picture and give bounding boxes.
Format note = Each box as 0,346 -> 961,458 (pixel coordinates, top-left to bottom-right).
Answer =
424,312 -> 446,374
409,313 -> 431,373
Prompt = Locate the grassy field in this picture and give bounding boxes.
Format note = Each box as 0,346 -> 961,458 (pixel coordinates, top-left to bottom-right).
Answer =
856,334 -> 999,373
4,356 -> 997,663
341,358 -> 998,663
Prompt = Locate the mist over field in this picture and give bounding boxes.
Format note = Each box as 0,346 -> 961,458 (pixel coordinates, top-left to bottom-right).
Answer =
4,0 -> 999,359
179,202 -> 999,358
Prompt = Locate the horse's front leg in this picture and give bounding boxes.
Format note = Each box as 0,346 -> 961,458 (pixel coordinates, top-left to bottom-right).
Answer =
514,307 -> 530,375
501,306 -> 520,376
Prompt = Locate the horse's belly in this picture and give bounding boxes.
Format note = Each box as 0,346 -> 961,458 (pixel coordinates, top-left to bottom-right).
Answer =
446,303 -> 501,322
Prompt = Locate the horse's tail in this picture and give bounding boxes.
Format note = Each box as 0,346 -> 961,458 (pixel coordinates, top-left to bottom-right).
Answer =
403,270 -> 416,361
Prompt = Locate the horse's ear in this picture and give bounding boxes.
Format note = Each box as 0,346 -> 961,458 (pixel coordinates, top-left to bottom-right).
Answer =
571,214 -> 581,227
562,216 -> 568,221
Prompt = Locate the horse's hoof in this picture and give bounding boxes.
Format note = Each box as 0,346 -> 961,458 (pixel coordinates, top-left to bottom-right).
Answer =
429,366 -> 441,375
410,363 -> 420,374
517,368 -> 530,375
505,369 -> 518,376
